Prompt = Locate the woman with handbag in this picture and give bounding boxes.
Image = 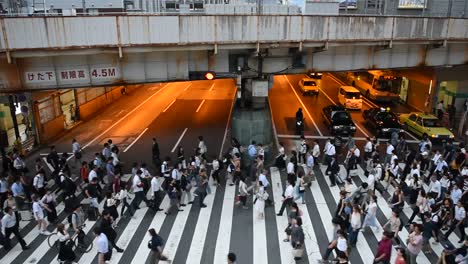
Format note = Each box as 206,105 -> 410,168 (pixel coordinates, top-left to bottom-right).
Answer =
41,188 -> 57,223
284,203 -> 300,242
290,217 -> 305,261
56,223 -> 77,264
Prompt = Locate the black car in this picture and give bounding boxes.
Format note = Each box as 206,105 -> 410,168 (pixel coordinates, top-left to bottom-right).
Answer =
322,105 -> 356,136
362,107 -> 402,137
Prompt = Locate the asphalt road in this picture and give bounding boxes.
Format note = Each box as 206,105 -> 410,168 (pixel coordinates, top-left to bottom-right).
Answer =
45,79 -> 237,172
270,73 -> 419,141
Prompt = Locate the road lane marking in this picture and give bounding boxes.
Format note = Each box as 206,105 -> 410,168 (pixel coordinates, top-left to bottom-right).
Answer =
362,97 -> 379,108
75,83 -> 170,157
219,91 -> 237,159
404,130 -> 419,141
184,83 -> 192,92
171,128 -> 188,153
354,122 -> 369,137
283,75 -> 323,136
209,83 -> 215,91
268,96 -> 280,149
40,152 -> 72,156
123,127 -> 149,153
213,184 -> 236,264
196,99 -> 205,113
163,99 -> 177,113
270,167 -> 291,263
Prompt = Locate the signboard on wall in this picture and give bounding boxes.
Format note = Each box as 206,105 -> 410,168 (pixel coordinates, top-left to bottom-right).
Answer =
90,67 -> 120,81
339,0 -> 357,9
24,71 -> 56,83
58,69 -> 89,82
252,80 -> 268,97
398,0 -> 426,8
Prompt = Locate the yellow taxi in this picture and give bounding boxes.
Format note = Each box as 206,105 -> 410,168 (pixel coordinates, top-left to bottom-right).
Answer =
399,112 -> 455,142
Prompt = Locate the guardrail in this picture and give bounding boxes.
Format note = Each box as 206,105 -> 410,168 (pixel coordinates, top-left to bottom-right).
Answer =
0,15 -> 467,55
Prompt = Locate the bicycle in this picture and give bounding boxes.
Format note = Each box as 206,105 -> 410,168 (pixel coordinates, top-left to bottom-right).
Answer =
47,225 -> 93,253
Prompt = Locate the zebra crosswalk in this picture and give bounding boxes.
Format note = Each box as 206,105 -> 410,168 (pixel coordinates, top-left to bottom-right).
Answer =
1,164 -> 464,264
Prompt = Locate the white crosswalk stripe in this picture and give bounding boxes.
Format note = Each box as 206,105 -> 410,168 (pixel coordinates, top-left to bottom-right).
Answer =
1,165 -> 465,264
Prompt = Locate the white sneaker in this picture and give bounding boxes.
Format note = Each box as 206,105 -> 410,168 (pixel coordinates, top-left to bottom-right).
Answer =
40,230 -> 51,235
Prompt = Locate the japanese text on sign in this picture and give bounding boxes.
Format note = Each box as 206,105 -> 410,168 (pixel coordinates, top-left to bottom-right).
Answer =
25,71 -> 56,83
59,69 -> 88,81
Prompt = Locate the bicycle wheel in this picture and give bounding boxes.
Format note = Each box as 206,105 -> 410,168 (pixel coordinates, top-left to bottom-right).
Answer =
47,233 -> 59,249
74,234 -> 93,253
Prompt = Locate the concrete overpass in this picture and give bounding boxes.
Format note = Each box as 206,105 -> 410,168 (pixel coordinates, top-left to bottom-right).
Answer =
0,15 -> 467,91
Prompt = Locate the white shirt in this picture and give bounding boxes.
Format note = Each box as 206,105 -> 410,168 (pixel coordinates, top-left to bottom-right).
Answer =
367,202 -> 377,217
353,148 -> 360,158
111,152 -> 119,166
429,180 -> 441,197
284,184 -> 294,199
258,173 -> 270,188
455,205 -> 466,221
432,153 -> 441,163
410,168 -> 420,178
440,177 -> 450,188
212,159 -> 220,171
72,142 -> 81,153
375,164 -> 382,180
1,213 -> 16,235
287,162 -> 295,174
367,174 -> 375,191
350,212 -> 362,229
171,169 -> 179,180
300,140 -> 307,154
306,155 -> 314,168
337,237 -> 347,252
436,160 -> 448,172
151,177 -> 160,192
364,141 -> 373,153
312,144 -> 320,158
0,179 -> 7,193
462,168 -> 468,177
32,201 -> 44,219
386,144 -> 394,155
198,141 -> 207,154
96,233 -> 109,254
33,174 -> 45,189
390,154 -> 398,165
325,144 -> 336,156
451,188 -> 462,205
132,175 -> 143,193
88,170 -> 98,183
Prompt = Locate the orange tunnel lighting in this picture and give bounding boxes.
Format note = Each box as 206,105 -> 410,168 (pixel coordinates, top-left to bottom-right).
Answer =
204,72 -> 215,80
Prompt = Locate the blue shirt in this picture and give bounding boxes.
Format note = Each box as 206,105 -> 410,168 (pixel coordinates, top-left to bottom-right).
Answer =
248,145 -> 257,158
12,182 -> 24,197
106,163 -> 115,177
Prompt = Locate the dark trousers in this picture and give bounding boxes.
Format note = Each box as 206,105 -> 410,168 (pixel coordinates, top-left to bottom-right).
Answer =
239,195 -> 247,206
446,219 -> 466,240
4,225 -> 27,249
323,245 -> 345,260
152,191 -> 161,209
120,198 -> 133,216
278,197 -> 293,216
198,192 -> 206,206
329,172 -> 337,185
132,191 -> 149,211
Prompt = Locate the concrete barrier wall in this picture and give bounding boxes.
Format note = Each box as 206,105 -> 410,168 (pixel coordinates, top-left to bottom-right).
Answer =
1,15 -> 467,51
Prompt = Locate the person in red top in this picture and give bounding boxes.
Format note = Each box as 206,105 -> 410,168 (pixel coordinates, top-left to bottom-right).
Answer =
394,247 -> 407,264
80,161 -> 89,183
374,231 -> 393,264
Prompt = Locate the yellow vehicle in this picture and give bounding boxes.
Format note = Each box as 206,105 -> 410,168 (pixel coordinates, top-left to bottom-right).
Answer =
399,112 -> 455,142
299,75 -> 320,95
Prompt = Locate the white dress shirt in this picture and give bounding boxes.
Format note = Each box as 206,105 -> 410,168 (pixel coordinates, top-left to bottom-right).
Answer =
287,162 -> 295,174
429,180 -> 441,198
151,177 -> 160,192
386,144 -> 394,155
1,213 -> 16,234
88,170 -> 98,182
33,174 -> 45,189
96,233 -> 109,254
325,144 -> 336,156
132,175 -> 143,193
312,144 -> 320,158
455,205 -> 466,221
284,185 -> 294,199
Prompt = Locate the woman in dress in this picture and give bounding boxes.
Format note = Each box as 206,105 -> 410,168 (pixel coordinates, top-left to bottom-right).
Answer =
254,181 -> 268,219
57,223 -> 77,264
41,188 -> 57,223
362,195 -> 379,232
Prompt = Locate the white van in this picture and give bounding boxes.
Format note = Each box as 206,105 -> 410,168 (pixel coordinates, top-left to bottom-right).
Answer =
338,86 -> 362,110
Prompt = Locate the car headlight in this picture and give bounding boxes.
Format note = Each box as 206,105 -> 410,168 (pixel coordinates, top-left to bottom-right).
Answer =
350,126 -> 356,130
382,128 -> 389,132
449,135 -> 454,138
333,126 -> 341,129
431,134 -> 438,138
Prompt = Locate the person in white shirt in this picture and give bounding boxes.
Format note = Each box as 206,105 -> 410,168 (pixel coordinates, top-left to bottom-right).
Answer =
428,176 -> 441,199
451,184 -> 462,205
348,205 -> 362,247
198,136 -> 207,158
299,136 -> 307,164
171,167 -> 179,181
384,142 -> 394,167
88,166 -> 98,183
367,171 -> 376,192
161,161 -> 170,178
324,139 -> 336,166
312,140 -> 320,165
1,206 -> 29,250
72,138 -> 82,166
362,195 -> 379,231
364,137 -> 373,160
287,159 -> 295,175
440,174 -> 451,197
435,157 -> 448,177
33,170 -> 46,196
277,179 -> 294,216
31,194 -> 51,235
94,227 -> 109,264
151,175 -> 163,212
431,150 -> 442,172
306,152 -> 314,176
445,200 -> 466,242
131,170 -> 150,210
258,169 -> 270,190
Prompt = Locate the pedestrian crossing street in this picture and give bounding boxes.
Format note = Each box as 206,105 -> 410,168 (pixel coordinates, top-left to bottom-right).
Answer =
1,163 -> 464,264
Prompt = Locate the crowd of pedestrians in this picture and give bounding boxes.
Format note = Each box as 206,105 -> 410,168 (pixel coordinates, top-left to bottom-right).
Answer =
0,127 -> 467,264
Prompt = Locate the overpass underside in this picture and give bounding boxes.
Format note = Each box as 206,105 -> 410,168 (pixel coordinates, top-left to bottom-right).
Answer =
0,15 -> 466,91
